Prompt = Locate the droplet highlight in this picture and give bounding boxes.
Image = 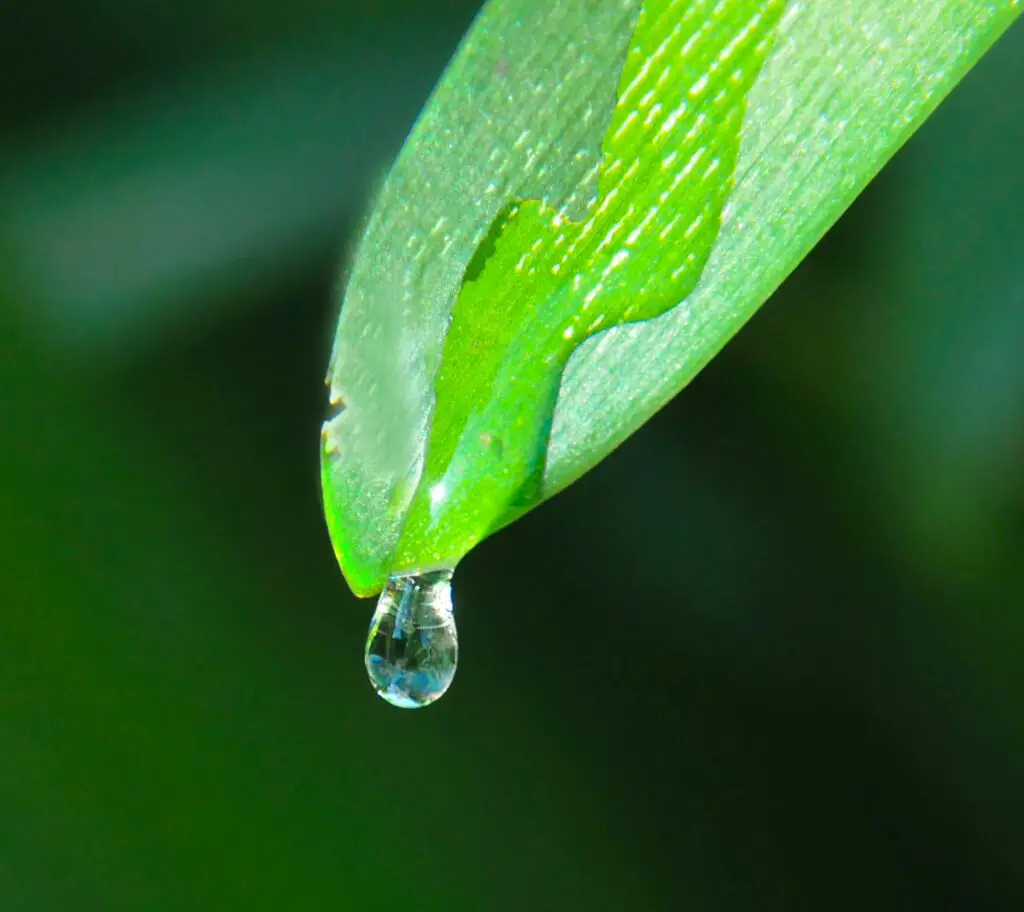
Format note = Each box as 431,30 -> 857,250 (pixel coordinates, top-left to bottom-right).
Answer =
364,570 -> 457,709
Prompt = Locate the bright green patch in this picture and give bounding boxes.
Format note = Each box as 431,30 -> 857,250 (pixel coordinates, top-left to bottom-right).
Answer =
392,0 -> 785,573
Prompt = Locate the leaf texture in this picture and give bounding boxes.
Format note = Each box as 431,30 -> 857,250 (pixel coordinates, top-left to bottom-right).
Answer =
323,0 -> 1022,596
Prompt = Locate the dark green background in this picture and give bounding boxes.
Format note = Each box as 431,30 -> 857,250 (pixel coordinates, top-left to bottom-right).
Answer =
2,3 -> 1022,909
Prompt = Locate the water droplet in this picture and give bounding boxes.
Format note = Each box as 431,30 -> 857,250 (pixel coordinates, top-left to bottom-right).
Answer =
364,570 -> 457,709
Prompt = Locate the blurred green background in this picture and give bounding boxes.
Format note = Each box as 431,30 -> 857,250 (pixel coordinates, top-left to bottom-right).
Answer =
2,3 -> 1022,909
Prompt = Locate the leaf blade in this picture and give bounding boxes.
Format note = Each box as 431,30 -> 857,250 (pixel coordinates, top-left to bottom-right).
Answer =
323,0 -> 1022,596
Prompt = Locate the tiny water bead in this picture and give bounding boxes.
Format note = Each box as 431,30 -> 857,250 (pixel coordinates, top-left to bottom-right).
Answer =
364,570 -> 458,709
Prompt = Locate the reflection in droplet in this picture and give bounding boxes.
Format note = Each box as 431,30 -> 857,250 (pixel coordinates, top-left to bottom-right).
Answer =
364,570 -> 457,709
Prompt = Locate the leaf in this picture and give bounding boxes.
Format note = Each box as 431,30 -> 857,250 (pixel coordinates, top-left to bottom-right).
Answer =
322,0 -> 1022,597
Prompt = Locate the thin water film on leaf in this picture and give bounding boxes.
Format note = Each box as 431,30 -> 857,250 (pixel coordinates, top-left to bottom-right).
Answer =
390,0 -> 786,575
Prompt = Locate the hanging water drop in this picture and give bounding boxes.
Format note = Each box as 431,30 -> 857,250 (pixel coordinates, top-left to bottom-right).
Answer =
364,570 -> 458,709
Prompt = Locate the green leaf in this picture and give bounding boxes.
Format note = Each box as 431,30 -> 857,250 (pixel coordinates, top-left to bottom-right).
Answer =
322,0 -> 1022,597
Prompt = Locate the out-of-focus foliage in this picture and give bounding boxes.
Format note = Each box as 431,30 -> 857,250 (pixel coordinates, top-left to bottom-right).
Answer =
0,2 -> 1021,910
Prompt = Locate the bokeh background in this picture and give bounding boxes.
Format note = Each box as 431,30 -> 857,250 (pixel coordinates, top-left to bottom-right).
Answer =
2,3 -> 1022,909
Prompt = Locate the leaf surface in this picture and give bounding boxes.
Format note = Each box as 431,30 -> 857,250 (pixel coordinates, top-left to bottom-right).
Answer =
323,0 -> 1022,596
